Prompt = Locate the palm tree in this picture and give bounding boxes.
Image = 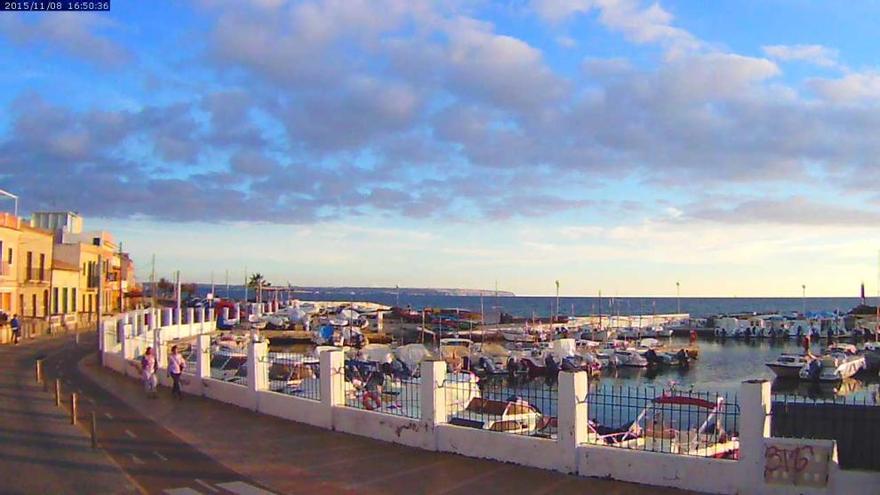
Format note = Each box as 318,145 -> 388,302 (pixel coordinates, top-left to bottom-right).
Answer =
248,273 -> 270,289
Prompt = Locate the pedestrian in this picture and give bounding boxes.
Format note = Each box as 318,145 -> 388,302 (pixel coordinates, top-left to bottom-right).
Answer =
141,347 -> 158,398
167,345 -> 186,400
10,314 -> 20,345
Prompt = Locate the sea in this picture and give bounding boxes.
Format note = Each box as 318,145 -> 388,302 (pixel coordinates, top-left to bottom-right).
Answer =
197,286 -> 866,319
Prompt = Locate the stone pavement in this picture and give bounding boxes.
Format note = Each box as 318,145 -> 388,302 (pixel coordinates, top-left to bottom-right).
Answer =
78,340 -> 701,494
0,337 -> 139,495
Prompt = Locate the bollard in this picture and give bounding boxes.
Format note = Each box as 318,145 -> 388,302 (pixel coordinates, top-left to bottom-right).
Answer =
70,393 -> 77,425
35,359 -> 43,384
90,412 -> 97,449
75,331 -> 79,345
55,379 -> 61,407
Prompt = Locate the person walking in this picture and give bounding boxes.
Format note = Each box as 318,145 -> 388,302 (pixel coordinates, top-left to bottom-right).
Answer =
141,347 -> 158,398
168,345 -> 186,400
10,314 -> 20,345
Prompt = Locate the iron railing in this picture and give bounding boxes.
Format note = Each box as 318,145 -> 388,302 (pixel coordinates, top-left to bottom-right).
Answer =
587,385 -> 740,459
26,267 -> 48,282
343,359 -> 419,417
771,392 -> 880,470
210,351 -> 248,386
445,375 -> 558,438
268,352 -> 321,401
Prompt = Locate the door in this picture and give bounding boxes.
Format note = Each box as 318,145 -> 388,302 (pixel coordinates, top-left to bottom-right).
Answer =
31,294 -> 36,317
43,290 -> 49,317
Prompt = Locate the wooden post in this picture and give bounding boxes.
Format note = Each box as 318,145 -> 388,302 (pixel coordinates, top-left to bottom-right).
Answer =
35,359 -> 43,384
70,393 -> 77,425
55,379 -> 61,407
90,412 -> 97,448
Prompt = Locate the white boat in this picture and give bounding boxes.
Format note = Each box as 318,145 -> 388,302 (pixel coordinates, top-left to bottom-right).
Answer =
600,348 -> 648,368
499,327 -> 536,343
765,353 -> 812,379
799,345 -> 865,382
645,326 -> 674,338
449,397 -> 543,435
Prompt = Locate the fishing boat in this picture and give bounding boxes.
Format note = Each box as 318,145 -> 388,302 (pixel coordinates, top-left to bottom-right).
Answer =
863,341 -> 880,371
765,353 -> 812,379
799,344 -> 865,382
449,396 -> 543,435
604,348 -> 649,368
499,327 -> 536,343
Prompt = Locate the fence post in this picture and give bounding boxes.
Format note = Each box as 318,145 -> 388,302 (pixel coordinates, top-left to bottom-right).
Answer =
739,379 -> 771,489
420,359 -> 447,429
70,393 -> 77,425
35,359 -> 43,384
153,328 -> 164,372
320,349 -> 345,417
558,370 -> 588,474
55,379 -> 61,407
247,338 -> 269,401
90,412 -> 97,448
196,333 -> 211,381
186,308 -> 195,326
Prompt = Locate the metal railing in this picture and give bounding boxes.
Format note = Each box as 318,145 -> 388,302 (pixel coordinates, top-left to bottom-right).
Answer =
210,351 -> 248,386
587,385 -> 740,459
268,352 -> 320,401
343,359 -> 419,417
445,375 -> 558,438
180,343 -> 197,375
771,392 -> 880,470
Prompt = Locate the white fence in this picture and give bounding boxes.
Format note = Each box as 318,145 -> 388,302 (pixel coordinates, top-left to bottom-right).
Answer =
99,310 -> 879,495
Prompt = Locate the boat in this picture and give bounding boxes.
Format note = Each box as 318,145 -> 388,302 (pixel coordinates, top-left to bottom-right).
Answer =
468,343 -> 511,375
863,342 -> 880,371
765,353 -> 812,378
642,347 -> 690,368
799,344 -> 865,382
588,393 -> 739,458
604,348 -> 649,368
499,327 -> 537,343
643,326 -> 674,338
449,396 -> 543,435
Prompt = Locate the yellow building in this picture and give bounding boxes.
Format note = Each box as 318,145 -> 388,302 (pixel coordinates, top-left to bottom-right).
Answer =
17,224 -> 53,318
50,260 -> 80,316
0,212 -> 21,314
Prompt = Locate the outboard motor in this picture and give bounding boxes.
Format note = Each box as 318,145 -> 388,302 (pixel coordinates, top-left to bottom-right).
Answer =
544,354 -> 559,378
676,348 -> 689,369
644,348 -> 660,366
480,356 -> 497,374
806,359 -> 821,382
507,357 -> 518,379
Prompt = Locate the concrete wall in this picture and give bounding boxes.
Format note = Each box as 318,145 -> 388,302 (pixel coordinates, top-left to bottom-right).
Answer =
98,310 -> 880,495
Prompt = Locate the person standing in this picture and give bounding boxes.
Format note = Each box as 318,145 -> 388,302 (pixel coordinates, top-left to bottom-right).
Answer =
168,345 -> 186,400
10,314 -> 20,345
141,347 -> 158,398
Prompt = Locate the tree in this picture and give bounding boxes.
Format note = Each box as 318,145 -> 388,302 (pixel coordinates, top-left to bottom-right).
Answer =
157,277 -> 173,298
248,273 -> 270,289
181,283 -> 198,298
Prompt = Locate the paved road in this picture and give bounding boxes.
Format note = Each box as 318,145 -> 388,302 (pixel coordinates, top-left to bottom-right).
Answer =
14,333 -> 277,495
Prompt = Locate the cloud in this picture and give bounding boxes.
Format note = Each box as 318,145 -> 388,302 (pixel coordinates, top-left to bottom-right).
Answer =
809,72 -> 880,104
687,197 -> 880,227
762,44 -> 839,68
0,13 -> 132,67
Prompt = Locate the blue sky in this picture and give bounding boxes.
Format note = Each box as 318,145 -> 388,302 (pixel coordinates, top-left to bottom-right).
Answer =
2,0 -> 880,296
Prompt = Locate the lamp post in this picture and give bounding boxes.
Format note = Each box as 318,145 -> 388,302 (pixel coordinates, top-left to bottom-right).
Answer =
676,281 -> 681,315
801,284 -> 806,316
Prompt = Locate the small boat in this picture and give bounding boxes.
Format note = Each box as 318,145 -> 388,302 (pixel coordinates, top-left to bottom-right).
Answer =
799,345 -> 865,382
449,396 -> 543,435
643,326 -> 674,338
499,328 -> 536,343
469,343 -> 511,375
589,393 -> 739,458
606,348 -> 649,368
765,353 -> 812,379
862,342 -> 880,371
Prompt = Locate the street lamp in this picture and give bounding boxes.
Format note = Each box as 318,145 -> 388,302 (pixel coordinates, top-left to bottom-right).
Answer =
801,284 -> 806,316
676,281 -> 681,315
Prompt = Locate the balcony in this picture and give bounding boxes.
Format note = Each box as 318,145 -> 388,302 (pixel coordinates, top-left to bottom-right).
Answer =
26,267 -> 49,283
0,261 -> 11,277
87,274 -> 100,289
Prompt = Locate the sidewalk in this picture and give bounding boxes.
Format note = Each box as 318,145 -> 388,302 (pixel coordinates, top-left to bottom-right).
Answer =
0,339 -> 139,495
81,355 -> 699,495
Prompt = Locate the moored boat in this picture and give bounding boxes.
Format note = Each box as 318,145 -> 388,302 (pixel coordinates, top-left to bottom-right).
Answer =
765,353 -> 812,379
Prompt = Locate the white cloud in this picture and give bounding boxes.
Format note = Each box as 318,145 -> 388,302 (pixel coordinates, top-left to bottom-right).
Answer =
762,44 -> 839,68
809,72 -> 880,103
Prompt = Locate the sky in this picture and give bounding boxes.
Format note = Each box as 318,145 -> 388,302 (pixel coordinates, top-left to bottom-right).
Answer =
1,0 -> 880,297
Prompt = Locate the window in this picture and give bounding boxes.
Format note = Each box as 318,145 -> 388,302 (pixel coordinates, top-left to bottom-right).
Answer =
82,263 -> 86,275
52,288 -> 59,314
6,248 -> 11,265
72,288 -> 77,312
26,251 -> 32,274
62,288 -> 68,314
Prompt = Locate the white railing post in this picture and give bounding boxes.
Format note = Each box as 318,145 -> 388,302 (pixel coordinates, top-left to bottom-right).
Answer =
420,359 -> 447,427
321,349 -> 345,409
153,328 -> 164,370
186,307 -> 195,326
247,338 -> 269,397
117,319 -> 129,358
196,333 -> 211,380
739,379 -> 771,483
558,370 -> 588,474
162,308 -> 172,327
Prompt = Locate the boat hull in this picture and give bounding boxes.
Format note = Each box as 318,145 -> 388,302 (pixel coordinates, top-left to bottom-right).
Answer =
766,363 -> 803,379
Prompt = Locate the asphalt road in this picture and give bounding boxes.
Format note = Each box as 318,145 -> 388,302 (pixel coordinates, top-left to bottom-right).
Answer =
24,333 -> 276,495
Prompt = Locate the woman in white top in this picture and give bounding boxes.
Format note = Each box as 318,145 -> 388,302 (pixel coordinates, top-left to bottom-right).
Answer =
141,347 -> 158,398
168,345 -> 187,400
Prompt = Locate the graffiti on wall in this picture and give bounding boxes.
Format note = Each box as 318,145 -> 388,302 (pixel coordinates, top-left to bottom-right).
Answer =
764,442 -> 832,487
